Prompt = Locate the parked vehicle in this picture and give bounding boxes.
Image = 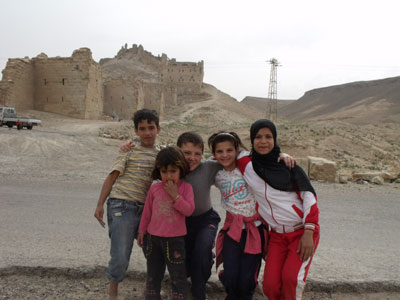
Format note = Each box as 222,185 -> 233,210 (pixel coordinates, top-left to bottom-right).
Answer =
0,107 -> 42,129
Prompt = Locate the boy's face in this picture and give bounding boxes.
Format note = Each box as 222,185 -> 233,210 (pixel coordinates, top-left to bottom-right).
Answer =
179,142 -> 203,171
134,120 -> 160,148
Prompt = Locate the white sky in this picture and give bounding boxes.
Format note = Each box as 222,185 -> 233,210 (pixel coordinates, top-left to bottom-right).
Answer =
1,0 -> 400,101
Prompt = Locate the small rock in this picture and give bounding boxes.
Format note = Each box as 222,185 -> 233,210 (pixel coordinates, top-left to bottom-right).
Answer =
371,176 -> 384,185
339,175 -> 348,184
357,180 -> 369,185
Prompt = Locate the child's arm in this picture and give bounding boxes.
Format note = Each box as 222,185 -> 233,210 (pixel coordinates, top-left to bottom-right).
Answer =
172,185 -> 194,217
278,153 -> 296,168
297,229 -> 315,261
120,140 -> 135,152
138,189 -> 154,244
94,170 -> 120,226
298,190 -> 319,261
137,233 -> 144,248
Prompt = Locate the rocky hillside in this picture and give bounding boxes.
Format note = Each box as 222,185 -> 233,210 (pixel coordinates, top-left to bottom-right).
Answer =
279,76 -> 400,124
241,96 -> 295,113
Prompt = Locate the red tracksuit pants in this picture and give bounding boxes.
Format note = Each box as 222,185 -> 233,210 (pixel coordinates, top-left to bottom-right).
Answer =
262,229 -> 319,300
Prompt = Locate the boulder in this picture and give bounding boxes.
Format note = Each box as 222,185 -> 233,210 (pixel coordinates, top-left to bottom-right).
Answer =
338,174 -> 349,184
308,156 -> 337,183
353,171 -> 396,183
295,157 -> 309,175
371,176 -> 384,185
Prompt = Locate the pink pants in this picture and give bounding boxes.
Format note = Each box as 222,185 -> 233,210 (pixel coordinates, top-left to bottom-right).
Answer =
262,229 -> 319,300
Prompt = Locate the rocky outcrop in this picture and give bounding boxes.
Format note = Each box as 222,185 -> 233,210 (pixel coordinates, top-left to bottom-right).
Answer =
352,171 -> 396,183
307,156 -> 337,183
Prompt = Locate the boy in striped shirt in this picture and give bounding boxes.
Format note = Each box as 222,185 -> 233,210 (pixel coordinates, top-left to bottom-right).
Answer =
94,109 -> 160,300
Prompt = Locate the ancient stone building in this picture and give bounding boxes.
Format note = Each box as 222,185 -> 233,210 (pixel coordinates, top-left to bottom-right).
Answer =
0,48 -> 103,119
0,44 -> 205,120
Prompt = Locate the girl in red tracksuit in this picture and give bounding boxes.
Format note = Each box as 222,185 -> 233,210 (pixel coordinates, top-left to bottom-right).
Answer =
237,119 -> 320,300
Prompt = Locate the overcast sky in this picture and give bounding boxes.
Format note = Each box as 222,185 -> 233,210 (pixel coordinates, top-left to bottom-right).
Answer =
1,0 -> 400,101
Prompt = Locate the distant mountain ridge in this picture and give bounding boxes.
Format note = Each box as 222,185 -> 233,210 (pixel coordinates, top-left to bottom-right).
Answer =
241,96 -> 295,112
280,76 -> 400,124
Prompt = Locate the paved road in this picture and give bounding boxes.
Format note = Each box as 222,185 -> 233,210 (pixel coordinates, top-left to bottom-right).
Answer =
1,179 -> 400,288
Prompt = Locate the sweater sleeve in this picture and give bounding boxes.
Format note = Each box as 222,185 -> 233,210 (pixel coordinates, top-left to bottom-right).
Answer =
138,187 -> 154,234
300,191 -> 319,229
173,183 -> 195,217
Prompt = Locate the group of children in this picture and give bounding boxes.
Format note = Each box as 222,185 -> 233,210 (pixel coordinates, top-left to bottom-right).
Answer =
94,109 -> 320,300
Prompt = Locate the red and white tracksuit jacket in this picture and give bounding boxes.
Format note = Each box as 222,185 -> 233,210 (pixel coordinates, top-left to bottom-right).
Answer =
237,153 -> 320,300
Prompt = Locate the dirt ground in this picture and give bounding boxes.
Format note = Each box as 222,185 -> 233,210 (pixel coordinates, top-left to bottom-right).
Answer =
1,110 -> 400,300
1,271 -> 399,300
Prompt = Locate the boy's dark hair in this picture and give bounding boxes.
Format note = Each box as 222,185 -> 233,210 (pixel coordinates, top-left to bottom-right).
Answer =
152,146 -> 190,180
132,109 -> 159,129
208,131 -> 248,154
177,132 -> 204,153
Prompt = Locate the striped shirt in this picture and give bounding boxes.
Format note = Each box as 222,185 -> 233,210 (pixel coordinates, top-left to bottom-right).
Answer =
109,145 -> 158,203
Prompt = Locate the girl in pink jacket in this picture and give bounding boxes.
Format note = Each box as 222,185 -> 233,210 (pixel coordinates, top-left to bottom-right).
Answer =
138,146 -> 195,300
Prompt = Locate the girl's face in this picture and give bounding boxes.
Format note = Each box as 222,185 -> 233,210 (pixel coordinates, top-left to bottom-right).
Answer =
160,165 -> 180,184
213,140 -> 238,171
253,127 -> 274,155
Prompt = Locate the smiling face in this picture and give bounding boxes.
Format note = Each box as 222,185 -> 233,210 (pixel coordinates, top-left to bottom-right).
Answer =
160,165 -> 181,184
213,140 -> 238,171
179,142 -> 203,171
134,120 -> 160,148
253,127 -> 275,155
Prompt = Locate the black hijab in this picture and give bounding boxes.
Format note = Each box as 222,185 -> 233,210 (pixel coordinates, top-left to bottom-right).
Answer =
250,119 -> 316,195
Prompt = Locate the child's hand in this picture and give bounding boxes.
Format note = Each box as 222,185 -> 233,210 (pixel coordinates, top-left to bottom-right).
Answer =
278,153 -> 296,169
297,230 -> 314,261
137,233 -> 144,248
119,140 -> 135,153
164,180 -> 178,202
94,205 -> 105,227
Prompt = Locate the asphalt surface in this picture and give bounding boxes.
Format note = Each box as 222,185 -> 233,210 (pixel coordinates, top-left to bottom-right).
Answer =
1,179 -> 400,291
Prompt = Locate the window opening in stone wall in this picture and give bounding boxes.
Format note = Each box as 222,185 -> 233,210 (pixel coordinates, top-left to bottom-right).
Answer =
62,96 -> 64,102
44,79 -> 47,85
62,78 -> 65,85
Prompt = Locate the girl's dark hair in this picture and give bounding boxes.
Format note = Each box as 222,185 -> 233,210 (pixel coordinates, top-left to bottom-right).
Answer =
177,132 -> 204,153
152,146 -> 190,180
208,131 -> 247,154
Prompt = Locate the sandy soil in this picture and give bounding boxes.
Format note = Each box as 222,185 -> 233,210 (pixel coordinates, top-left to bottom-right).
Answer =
1,270 -> 399,300
1,110 -> 400,299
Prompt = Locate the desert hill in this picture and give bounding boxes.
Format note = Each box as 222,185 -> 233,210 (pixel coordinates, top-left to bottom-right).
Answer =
279,76 -> 400,124
241,96 -> 295,113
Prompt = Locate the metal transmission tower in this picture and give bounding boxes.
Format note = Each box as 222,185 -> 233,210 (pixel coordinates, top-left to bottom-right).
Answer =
267,58 -> 281,121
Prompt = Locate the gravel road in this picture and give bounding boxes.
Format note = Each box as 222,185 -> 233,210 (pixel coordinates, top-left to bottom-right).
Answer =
1,179 -> 400,299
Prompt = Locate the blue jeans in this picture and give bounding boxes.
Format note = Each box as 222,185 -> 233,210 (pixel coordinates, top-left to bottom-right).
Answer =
106,198 -> 144,282
185,208 -> 221,300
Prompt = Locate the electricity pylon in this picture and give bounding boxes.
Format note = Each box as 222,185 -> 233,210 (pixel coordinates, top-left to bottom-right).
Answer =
267,58 -> 281,121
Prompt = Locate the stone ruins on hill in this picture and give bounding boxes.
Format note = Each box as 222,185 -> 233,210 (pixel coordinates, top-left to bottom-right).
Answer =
0,44 -> 205,120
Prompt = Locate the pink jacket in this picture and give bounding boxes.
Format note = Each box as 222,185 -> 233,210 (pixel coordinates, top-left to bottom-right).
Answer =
139,180 -> 194,237
216,211 -> 268,270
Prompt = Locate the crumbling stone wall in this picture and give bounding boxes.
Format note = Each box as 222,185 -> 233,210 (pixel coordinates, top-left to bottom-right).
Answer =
0,44 -> 205,120
0,58 -> 34,109
33,48 -> 103,119
161,59 -> 204,94
0,48 -> 103,119
103,76 -> 140,120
